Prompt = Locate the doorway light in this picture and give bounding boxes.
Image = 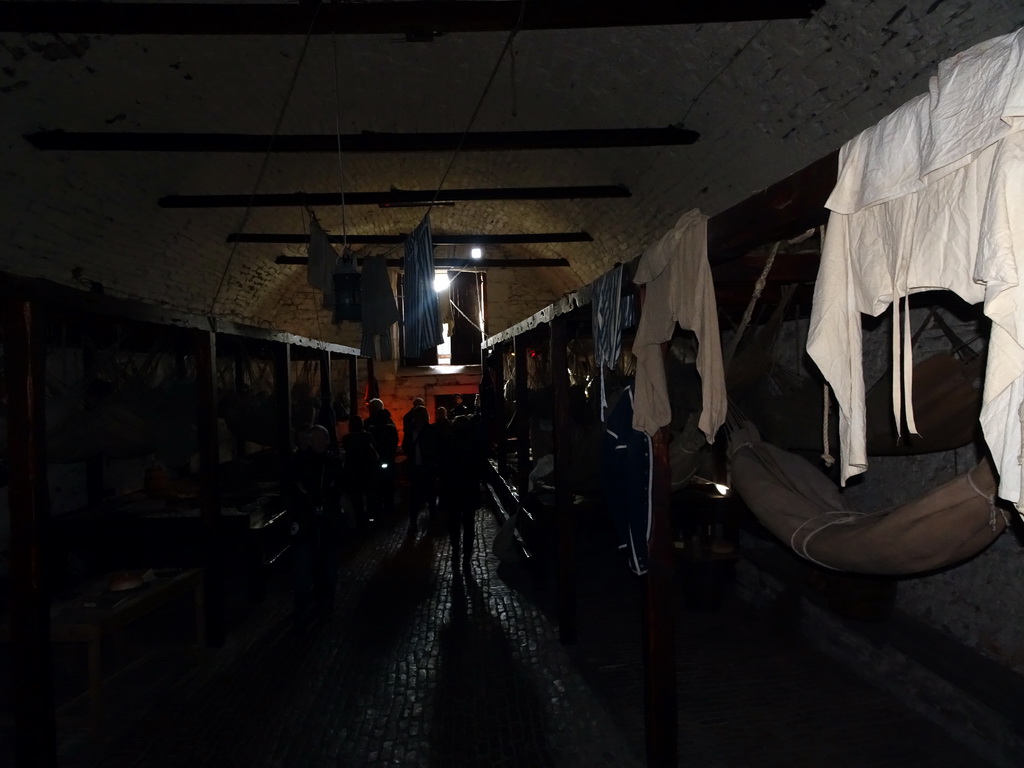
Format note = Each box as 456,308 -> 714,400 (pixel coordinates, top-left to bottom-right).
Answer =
434,273 -> 451,292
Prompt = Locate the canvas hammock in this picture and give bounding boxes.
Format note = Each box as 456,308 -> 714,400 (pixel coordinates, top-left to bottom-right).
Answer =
728,420 -> 1006,575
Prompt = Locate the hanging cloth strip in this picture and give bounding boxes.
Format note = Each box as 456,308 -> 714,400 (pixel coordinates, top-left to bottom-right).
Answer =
402,215 -> 444,358
307,217 -> 339,309
359,255 -> 400,361
591,264 -> 624,420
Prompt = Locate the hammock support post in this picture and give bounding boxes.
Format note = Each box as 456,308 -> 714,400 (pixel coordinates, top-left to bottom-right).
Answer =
551,316 -> 577,645
347,353 -> 359,424
514,334 -> 532,496
273,342 -> 292,453
193,328 -> 225,648
4,298 -> 58,768
643,423 -> 677,768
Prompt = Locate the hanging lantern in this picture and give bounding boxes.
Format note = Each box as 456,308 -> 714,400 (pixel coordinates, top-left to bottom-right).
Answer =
333,251 -> 362,323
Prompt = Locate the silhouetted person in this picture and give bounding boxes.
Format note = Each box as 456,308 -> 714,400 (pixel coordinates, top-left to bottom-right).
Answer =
402,405 -> 439,535
451,393 -> 471,417
435,405 -> 454,438
439,414 -> 483,565
341,415 -> 378,527
402,396 -> 425,440
284,425 -> 344,630
365,398 -> 399,518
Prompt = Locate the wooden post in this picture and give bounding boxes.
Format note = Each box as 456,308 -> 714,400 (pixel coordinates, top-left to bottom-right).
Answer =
319,349 -> 337,452
513,334 -> 531,493
233,347 -> 247,458
191,329 -> 224,647
4,298 -> 57,768
348,353 -> 359,424
550,317 -> 576,645
642,348 -> 677,768
495,344 -> 509,476
273,342 -> 292,453
81,345 -> 105,504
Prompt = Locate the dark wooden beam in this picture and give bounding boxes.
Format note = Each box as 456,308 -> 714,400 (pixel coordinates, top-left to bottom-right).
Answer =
273,342 -> 292,453
27,127 -> 698,153
239,232 -> 592,245
0,273 -> 360,357
0,1 -> 822,35
3,298 -> 57,768
275,256 -> 570,269
159,184 -> 632,208
707,150 -> 838,265
192,328 -> 225,647
711,250 -> 820,285
550,316 -> 576,645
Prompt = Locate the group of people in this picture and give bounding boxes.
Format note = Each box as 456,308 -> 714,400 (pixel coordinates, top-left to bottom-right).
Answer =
401,395 -> 483,563
282,394 -> 483,630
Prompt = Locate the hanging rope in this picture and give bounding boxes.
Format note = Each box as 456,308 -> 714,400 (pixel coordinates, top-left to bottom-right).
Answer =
723,240 -> 781,368
331,32 -> 349,255
821,383 -> 835,467
210,4 -> 323,314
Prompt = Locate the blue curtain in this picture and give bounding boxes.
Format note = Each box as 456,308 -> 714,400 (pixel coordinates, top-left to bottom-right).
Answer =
402,216 -> 443,358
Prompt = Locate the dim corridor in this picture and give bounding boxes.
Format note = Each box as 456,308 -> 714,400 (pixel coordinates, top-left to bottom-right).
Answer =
18,499 -> 995,767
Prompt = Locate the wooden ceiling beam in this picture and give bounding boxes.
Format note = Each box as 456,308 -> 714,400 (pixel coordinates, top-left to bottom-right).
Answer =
0,1 -> 824,36
276,256 -> 569,268
711,250 -> 820,284
159,184 -> 632,208
706,150 -> 838,265
231,232 -> 592,245
27,127 -> 698,153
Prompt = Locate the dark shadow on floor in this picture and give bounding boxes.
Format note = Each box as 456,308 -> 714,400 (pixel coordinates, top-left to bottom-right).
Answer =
429,563 -> 556,768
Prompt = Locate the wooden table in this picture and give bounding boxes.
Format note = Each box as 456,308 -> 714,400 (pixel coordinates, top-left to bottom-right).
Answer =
4,567 -> 206,734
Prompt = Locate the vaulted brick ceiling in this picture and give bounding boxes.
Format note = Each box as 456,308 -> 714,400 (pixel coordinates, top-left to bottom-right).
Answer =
1,1 -> 1022,341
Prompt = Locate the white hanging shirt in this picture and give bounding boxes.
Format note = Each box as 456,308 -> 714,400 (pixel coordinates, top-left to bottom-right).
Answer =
807,26 -> 1024,508
631,209 -> 726,442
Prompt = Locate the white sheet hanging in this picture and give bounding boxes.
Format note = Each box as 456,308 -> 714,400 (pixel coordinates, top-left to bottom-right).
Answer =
807,26 -> 1024,510
631,209 -> 726,442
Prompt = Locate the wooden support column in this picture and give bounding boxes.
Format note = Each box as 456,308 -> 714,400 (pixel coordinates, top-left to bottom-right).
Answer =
513,334 -> 531,493
348,354 -> 359,423
81,345 -> 105,504
495,344 -> 509,476
273,342 -> 292,453
192,329 -> 224,647
4,298 -> 56,768
550,317 -> 576,645
319,349 -> 338,452
642,342 -> 677,768
233,349 -> 247,458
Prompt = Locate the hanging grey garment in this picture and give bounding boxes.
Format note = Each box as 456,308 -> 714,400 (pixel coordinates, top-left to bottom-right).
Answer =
358,255 -> 399,360
359,256 -> 399,333
307,218 -> 338,309
403,216 -> 443,357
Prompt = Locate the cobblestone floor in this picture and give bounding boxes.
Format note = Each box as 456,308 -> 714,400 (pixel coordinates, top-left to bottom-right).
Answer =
3,497 -> 995,768
56,508 -> 644,768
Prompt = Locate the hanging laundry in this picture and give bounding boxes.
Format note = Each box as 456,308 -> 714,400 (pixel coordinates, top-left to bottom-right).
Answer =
307,217 -> 339,309
358,255 -> 399,360
631,209 -> 726,442
807,26 -> 1024,509
591,264 -> 624,420
403,216 -> 444,358
600,382 -> 652,575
